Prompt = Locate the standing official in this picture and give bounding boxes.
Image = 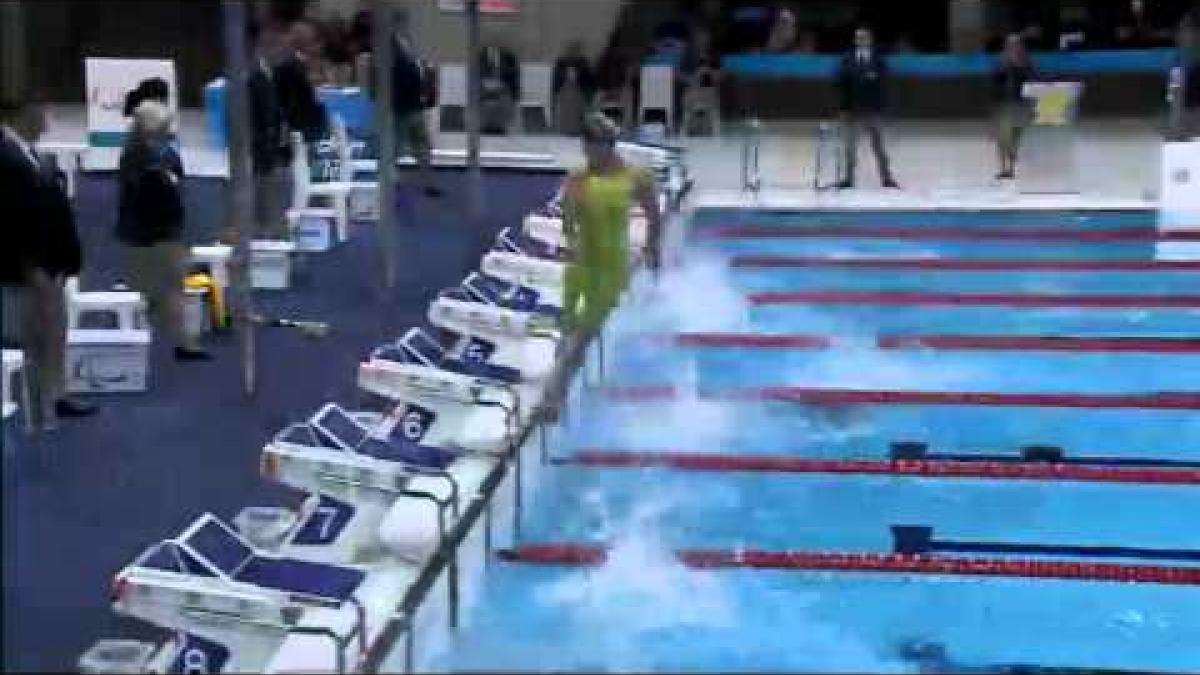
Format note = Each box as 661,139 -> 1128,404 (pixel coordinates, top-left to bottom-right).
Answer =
1,97 -> 96,429
835,27 -> 899,189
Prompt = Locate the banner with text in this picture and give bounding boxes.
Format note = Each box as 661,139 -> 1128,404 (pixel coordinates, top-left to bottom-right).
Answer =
84,58 -> 178,148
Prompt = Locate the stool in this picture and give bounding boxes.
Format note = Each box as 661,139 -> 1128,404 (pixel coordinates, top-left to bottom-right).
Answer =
2,349 -> 33,431
64,277 -> 146,331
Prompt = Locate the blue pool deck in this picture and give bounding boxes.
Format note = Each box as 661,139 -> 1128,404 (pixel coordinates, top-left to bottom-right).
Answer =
427,199 -> 1200,674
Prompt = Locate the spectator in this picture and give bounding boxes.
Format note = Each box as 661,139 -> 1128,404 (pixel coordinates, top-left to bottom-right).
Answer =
247,21 -> 291,239
117,101 -> 210,362
122,77 -> 170,118
1180,11 -> 1200,138
835,26 -> 899,189
276,20 -> 329,143
552,40 -> 597,135
993,33 -> 1036,179
479,42 -> 520,134
764,8 -> 798,53
389,35 -> 441,197
1,96 -> 96,428
1115,0 -> 1175,48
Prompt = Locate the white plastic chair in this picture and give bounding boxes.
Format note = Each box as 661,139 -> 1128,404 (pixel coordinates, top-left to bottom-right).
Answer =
64,277 -> 146,331
518,63 -> 553,134
290,132 -> 376,241
639,65 -> 675,135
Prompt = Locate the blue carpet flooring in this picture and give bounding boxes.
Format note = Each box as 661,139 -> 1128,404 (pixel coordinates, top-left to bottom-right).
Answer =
1,168 -> 561,672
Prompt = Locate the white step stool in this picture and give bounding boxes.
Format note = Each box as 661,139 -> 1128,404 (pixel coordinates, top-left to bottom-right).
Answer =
249,240 -> 297,290
65,277 -> 146,331
190,244 -> 233,295
66,329 -> 152,394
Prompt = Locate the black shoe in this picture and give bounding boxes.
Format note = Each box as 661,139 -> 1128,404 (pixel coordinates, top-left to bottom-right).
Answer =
996,170 -> 1014,180
835,179 -> 854,190
55,397 -> 97,418
883,178 -> 900,189
174,346 -> 213,362
423,186 -> 444,198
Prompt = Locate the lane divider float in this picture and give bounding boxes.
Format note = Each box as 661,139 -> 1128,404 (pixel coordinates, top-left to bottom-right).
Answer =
701,225 -> 1200,242
745,290 -> 1200,309
729,255 -> 1200,271
553,451 -> 1200,485
496,544 -> 1200,585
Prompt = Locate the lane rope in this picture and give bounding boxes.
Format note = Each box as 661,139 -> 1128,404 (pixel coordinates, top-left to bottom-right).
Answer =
746,290 -> 1200,308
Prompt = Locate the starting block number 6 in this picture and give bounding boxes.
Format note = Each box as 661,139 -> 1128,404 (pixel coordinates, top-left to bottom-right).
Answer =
402,411 -> 426,440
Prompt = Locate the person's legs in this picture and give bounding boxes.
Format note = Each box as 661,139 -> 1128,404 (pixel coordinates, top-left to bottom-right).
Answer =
839,113 -> 860,186
253,167 -> 288,239
23,269 -> 70,426
407,111 -> 439,195
865,114 -> 896,185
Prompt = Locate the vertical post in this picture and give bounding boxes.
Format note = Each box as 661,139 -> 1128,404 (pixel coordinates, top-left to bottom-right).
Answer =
221,0 -> 257,396
372,0 -> 398,291
465,0 -> 484,225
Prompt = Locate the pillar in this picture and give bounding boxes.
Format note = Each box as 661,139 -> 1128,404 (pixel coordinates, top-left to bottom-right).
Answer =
948,0 -> 987,53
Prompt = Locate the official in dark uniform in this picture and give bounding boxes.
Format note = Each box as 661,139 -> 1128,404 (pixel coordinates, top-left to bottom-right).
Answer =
835,27 -> 899,189
1,97 -> 96,429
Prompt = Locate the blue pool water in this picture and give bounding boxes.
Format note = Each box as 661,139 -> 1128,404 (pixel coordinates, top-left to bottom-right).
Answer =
432,208 -> 1200,673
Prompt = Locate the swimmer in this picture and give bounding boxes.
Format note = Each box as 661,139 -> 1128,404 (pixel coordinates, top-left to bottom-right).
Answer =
561,113 -> 663,336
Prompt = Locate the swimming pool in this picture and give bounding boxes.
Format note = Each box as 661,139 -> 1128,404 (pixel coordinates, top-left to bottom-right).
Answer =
427,207 -> 1200,673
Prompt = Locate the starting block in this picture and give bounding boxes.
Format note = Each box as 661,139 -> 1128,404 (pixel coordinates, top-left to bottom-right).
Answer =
480,251 -> 564,309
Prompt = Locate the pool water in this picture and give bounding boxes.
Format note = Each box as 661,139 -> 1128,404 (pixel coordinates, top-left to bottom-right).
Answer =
430,208 -> 1200,673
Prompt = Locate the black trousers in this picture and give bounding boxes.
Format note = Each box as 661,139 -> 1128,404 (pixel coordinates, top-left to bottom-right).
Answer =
841,111 -> 894,184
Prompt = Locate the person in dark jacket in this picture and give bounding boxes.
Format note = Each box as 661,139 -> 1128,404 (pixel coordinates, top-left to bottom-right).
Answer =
552,41 -> 597,135
275,20 -> 329,143
480,43 -> 520,133
1,97 -> 96,427
247,22 -> 291,237
993,33 -> 1036,179
835,27 -> 899,189
389,35 -> 441,197
117,101 -> 209,361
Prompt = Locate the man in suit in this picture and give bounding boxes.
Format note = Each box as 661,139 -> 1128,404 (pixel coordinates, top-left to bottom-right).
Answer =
1,97 -> 97,428
390,35 -> 441,197
247,22 -> 291,238
275,19 -> 329,144
479,43 -> 520,134
835,27 -> 899,189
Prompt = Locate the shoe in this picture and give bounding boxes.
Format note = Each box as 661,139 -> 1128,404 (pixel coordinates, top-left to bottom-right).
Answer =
423,186 -> 444,198
996,171 -> 1014,180
835,179 -> 854,190
174,346 -> 213,362
883,178 -> 900,189
55,397 -> 97,418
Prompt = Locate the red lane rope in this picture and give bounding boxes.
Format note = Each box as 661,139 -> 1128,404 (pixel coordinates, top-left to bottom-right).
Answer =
747,290 -> 1200,308
563,451 -> 1200,485
600,386 -> 1200,409
674,333 -> 833,349
876,335 -> 1200,353
498,544 -> 1200,585
730,255 -> 1200,271
703,225 -> 1200,242
669,332 -> 1200,353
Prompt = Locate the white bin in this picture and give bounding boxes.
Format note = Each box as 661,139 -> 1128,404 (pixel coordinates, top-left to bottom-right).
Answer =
66,329 -> 152,394
250,240 -> 296,290
78,640 -> 158,674
287,208 -> 337,252
182,287 -> 210,341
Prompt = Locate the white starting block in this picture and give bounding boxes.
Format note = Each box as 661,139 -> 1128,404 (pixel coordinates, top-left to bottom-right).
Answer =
1158,140 -> 1200,261
3,349 -> 29,423
427,296 -> 559,382
458,271 -> 563,317
65,277 -> 146,332
480,251 -> 564,309
359,326 -> 541,419
261,402 -> 504,566
110,512 -> 407,674
522,211 -> 648,252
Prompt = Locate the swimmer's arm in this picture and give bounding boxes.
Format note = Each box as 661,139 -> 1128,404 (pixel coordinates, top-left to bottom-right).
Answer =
634,168 -> 662,272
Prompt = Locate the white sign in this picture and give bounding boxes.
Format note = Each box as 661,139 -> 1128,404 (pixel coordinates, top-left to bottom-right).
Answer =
438,0 -> 518,13
84,58 -> 178,147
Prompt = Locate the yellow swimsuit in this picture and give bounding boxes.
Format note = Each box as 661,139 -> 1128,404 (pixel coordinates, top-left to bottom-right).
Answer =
562,166 -> 647,333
